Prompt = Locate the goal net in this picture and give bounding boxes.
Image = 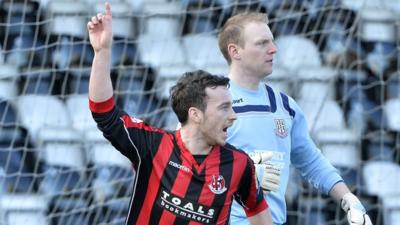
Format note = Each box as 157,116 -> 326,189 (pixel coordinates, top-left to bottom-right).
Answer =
0,0 -> 399,224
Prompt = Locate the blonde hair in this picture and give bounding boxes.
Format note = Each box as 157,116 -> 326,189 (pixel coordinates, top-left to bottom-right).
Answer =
218,12 -> 269,64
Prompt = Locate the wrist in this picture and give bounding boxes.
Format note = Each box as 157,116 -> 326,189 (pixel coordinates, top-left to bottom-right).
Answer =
94,48 -> 112,55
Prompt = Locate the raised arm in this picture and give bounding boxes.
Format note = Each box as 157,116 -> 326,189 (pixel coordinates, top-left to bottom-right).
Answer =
87,2 -> 113,102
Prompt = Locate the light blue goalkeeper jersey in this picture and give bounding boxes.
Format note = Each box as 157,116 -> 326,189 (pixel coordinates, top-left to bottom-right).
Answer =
227,81 -> 343,225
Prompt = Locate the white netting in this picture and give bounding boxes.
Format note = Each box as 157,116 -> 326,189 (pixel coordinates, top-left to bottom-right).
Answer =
0,0 -> 399,225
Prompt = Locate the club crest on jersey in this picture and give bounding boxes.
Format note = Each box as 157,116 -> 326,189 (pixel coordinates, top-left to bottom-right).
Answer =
274,119 -> 288,138
208,175 -> 227,194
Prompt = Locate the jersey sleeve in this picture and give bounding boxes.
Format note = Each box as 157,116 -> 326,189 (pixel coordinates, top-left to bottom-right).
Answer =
89,97 -> 165,169
234,155 -> 268,217
289,97 -> 343,194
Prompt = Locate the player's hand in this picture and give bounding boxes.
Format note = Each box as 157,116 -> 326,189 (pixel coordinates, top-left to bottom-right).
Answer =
248,152 -> 281,193
87,2 -> 113,52
341,193 -> 373,225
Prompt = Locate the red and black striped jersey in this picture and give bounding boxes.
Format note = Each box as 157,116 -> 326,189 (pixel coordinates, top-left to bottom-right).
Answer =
90,97 -> 268,225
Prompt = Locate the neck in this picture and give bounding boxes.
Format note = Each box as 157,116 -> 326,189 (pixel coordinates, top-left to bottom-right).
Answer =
180,126 -> 213,155
229,64 -> 263,91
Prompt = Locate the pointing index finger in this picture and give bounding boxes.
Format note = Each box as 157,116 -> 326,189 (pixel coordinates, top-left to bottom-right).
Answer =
105,2 -> 112,17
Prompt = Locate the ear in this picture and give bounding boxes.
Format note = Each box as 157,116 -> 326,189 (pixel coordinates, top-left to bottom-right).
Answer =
227,43 -> 241,61
188,107 -> 203,124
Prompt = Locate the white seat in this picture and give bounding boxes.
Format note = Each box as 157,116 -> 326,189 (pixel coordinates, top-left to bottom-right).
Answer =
315,129 -> 360,169
0,194 -> 49,225
182,34 -> 227,70
381,195 -> 400,225
296,66 -> 337,102
90,143 -> 131,168
16,95 -> 78,143
265,66 -> 292,95
384,98 -> 400,131
359,8 -> 396,42
298,99 -> 346,133
137,34 -> 186,68
46,0 -> 88,37
141,2 -> 182,37
362,161 -> 400,197
90,143 -> 133,203
0,80 -> 17,100
137,34 -> 190,99
66,94 -> 103,141
275,35 -> 321,72
0,62 -> 19,80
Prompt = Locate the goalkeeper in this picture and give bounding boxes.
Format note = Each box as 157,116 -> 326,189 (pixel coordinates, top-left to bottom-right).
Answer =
217,12 -> 373,225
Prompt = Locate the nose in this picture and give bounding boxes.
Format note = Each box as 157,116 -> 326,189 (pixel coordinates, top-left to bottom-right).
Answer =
229,108 -> 237,121
268,42 -> 277,54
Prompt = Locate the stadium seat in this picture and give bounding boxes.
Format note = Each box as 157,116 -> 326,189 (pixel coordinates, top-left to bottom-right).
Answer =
381,195 -> 400,225
384,98 -> 400,132
89,143 -> 134,225
0,0 -> 39,43
362,161 -> 400,197
140,2 -> 183,37
359,8 -> 396,43
19,69 -> 53,95
315,129 -> 360,188
137,34 -> 186,68
365,132 -> 396,161
37,142 -> 90,225
0,64 -> 18,99
67,67 -> 91,94
298,99 -> 346,133
295,66 -> 337,105
274,35 -> 322,72
137,34 -> 191,99
365,41 -> 396,77
0,194 -> 49,225
45,0 -> 88,38
0,98 -> 38,194
6,34 -> 47,68
337,70 -> 369,137
386,71 -> 400,99
264,66 -> 292,95
181,0 -> 220,34
16,95 -> 80,144
51,36 -> 93,69
182,34 -> 228,75
362,161 -> 400,225
65,94 -> 103,142
110,39 -> 137,66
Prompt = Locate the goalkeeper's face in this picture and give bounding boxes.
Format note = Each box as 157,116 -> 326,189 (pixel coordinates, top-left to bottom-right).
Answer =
199,86 -> 237,146
239,22 -> 277,78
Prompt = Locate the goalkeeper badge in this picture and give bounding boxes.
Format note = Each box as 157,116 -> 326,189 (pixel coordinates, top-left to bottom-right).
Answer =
274,119 -> 288,138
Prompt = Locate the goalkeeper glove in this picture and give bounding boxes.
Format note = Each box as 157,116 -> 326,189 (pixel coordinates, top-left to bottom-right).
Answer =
341,193 -> 373,225
248,152 -> 281,193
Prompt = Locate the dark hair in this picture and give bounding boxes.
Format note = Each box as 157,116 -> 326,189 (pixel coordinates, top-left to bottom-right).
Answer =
218,12 -> 269,64
170,70 -> 230,125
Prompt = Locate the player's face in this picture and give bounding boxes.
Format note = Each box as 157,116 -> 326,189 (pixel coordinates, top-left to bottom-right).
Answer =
200,86 -> 237,146
239,22 -> 277,78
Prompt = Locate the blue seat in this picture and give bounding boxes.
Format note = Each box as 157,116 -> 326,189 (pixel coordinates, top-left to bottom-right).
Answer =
19,69 -> 53,95
0,98 -> 38,193
88,143 -> 134,225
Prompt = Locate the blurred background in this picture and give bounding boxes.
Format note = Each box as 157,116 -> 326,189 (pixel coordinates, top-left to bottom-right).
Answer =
0,0 -> 399,224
